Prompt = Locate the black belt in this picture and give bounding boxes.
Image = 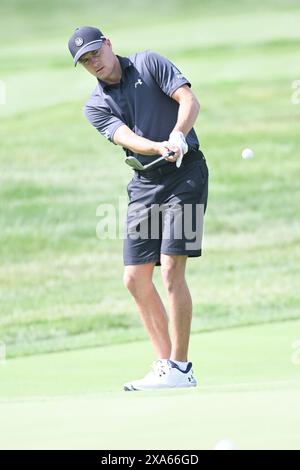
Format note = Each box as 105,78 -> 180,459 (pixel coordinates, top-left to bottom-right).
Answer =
135,163 -> 178,179
134,149 -> 205,179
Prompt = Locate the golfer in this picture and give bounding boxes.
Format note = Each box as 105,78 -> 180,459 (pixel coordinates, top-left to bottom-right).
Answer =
68,26 -> 209,391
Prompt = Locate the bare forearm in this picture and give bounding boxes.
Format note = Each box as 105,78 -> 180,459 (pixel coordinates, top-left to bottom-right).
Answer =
172,96 -> 200,137
113,125 -> 159,155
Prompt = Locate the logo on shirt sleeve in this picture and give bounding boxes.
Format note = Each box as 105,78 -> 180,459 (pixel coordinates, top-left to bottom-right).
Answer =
134,78 -> 143,88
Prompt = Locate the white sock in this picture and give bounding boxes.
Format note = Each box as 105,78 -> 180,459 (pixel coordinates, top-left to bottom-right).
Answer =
170,360 -> 189,371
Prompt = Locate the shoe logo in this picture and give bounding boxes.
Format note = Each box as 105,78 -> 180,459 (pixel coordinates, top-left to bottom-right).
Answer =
135,78 -> 143,88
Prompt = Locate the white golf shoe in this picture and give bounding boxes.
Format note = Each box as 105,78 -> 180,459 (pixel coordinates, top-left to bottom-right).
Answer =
123,359 -> 197,391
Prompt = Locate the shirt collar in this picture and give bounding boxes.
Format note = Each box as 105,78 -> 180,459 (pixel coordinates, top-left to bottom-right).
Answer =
97,55 -> 132,90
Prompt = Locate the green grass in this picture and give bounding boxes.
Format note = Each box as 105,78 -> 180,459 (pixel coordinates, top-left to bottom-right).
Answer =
1,0 -> 300,357
0,320 -> 299,449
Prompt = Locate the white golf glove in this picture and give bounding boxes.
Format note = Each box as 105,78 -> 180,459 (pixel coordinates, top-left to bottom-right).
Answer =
169,131 -> 188,168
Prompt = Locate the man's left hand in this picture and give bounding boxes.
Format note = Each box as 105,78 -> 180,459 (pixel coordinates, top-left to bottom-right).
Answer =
168,131 -> 188,167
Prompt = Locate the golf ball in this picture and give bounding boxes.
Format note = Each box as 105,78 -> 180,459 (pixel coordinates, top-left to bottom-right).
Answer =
214,439 -> 236,450
242,148 -> 254,159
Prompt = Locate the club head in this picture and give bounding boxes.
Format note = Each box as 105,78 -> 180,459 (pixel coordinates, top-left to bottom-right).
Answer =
125,156 -> 145,171
125,151 -> 175,171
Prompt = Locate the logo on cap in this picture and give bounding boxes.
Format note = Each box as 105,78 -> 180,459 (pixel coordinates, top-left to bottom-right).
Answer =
75,37 -> 84,47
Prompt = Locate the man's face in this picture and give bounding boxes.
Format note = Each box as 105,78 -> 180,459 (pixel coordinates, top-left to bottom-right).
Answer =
79,39 -> 115,80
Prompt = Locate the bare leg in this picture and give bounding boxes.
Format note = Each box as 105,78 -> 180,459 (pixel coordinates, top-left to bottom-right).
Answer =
160,254 -> 192,362
124,263 -> 172,359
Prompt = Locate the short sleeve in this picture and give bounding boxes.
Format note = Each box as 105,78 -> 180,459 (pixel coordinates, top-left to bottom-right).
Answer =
84,104 -> 125,144
145,50 -> 191,97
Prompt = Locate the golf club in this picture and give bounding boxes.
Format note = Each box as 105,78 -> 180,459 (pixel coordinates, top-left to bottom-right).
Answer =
125,150 -> 175,171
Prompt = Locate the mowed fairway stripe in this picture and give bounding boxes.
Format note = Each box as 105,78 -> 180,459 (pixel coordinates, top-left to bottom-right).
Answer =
0,388 -> 299,450
0,379 -> 300,405
0,321 -> 300,449
1,320 -> 299,398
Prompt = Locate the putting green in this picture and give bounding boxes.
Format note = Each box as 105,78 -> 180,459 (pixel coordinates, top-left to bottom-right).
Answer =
1,320 -> 299,449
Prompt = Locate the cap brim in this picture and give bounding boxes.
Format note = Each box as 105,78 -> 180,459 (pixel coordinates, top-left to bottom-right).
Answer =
74,40 -> 104,66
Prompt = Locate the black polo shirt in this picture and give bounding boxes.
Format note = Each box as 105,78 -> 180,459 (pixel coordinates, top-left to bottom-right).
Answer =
84,50 -> 199,166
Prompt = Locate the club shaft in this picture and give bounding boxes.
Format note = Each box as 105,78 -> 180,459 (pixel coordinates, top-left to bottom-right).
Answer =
143,151 -> 174,170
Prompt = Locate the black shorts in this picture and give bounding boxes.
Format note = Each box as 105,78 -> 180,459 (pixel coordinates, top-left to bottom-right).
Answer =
123,149 -> 209,266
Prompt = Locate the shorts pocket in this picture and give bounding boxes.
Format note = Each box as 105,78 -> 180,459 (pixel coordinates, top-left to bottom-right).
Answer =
127,178 -> 134,197
191,160 -> 209,184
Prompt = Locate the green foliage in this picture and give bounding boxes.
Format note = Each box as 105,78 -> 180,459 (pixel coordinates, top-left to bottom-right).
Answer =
1,0 -> 300,357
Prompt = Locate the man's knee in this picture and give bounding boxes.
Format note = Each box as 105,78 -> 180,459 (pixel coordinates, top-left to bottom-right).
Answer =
160,255 -> 187,292
123,272 -> 140,294
123,265 -> 154,296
